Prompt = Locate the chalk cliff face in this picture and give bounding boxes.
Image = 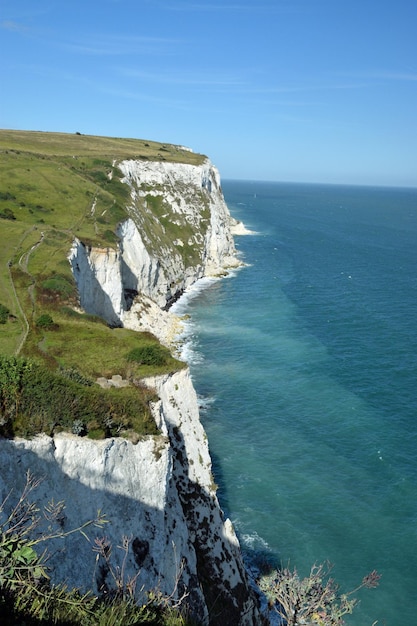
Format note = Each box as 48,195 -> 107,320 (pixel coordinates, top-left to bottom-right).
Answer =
68,158 -> 241,328
0,370 -> 258,624
0,158 -> 260,624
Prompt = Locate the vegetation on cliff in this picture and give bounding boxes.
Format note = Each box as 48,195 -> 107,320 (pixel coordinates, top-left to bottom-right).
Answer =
0,130 -> 193,440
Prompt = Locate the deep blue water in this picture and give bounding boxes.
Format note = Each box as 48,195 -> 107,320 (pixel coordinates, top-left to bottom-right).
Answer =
173,181 -> 417,625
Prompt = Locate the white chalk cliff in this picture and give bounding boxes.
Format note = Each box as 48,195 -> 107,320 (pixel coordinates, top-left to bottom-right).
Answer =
68,159 -> 241,329
0,159 -> 260,624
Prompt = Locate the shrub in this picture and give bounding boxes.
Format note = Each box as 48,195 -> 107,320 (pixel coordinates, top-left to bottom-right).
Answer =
0,208 -> 16,220
59,365 -> 93,386
0,355 -> 32,430
0,304 -> 9,324
0,355 -> 158,439
87,428 -> 106,440
259,561 -> 381,625
35,313 -> 56,329
103,228 -> 118,243
126,344 -> 170,367
71,419 -> 86,436
0,191 -> 16,201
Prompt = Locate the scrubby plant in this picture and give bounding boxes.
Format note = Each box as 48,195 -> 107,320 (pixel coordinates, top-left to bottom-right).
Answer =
0,355 -> 32,429
59,365 -> 93,386
0,304 -> 10,324
0,354 -> 158,439
72,419 -> 86,436
35,313 -> 56,329
259,561 -> 380,625
0,208 -> 16,220
126,344 -> 170,367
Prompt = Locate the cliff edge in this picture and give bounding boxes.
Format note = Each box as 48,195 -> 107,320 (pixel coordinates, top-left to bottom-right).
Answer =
0,134 -> 260,625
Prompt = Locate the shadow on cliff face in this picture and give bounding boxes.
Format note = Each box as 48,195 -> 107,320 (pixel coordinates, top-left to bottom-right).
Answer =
69,247 -> 123,327
166,426 -> 262,626
119,256 -> 139,311
0,434 -> 262,625
0,437 -> 208,623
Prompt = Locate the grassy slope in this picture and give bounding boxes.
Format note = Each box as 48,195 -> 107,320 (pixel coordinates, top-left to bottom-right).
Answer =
0,130 -> 205,436
0,131 -> 211,624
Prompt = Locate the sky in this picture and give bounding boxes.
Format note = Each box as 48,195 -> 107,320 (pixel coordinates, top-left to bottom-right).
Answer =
1,0 -> 416,187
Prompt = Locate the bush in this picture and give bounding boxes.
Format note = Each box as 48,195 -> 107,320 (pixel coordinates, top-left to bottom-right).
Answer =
0,208 -> 16,220
35,313 -> 55,329
72,419 -> 86,436
0,191 -> 16,201
0,355 -> 32,431
126,344 -> 169,367
0,304 -> 9,324
59,365 -> 93,386
0,355 -> 158,439
259,561 -> 380,625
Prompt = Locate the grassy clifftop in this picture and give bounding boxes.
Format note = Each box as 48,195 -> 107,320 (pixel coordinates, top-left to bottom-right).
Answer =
0,130 -> 200,438
0,129 -> 205,162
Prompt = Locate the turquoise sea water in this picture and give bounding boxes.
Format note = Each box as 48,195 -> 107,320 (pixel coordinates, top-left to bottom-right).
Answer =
173,181 -> 417,625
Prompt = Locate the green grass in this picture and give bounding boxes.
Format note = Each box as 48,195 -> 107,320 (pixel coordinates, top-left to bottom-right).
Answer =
0,129 -> 197,439
27,310 -> 184,380
0,129 -> 206,164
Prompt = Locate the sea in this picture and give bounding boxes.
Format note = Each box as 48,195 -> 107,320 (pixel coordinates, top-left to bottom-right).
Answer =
171,180 -> 417,625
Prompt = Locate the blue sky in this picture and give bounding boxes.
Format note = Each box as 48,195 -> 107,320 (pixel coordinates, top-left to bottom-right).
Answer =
1,0 -> 416,186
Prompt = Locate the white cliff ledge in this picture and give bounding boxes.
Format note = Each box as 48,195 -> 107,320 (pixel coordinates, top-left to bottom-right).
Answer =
0,158 -> 260,624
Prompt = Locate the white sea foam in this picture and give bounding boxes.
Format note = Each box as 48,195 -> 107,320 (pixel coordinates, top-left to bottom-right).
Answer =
240,530 -> 270,552
170,277 -> 221,363
180,339 -> 204,366
197,395 -> 216,412
171,277 -> 220,313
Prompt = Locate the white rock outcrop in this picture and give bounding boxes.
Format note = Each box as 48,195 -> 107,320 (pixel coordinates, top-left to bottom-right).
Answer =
0,429 -> 202,612
0,370 -> 259,624
68,158 -> 241,329
146,370 -> 259,624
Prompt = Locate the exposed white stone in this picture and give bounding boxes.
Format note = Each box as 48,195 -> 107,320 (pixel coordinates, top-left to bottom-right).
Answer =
0,370 -> 259,624
0,431 -> 208,616
123,294 -> 185,349
144,370 -> 260,624
230,217 -> 256,236
68,240 -> 125,327
68,159 -> 241,327
68,159 -> 243,339
145,369 -> 214,490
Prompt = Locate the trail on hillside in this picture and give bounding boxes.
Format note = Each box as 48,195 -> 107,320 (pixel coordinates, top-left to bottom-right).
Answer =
8,230 -> 45,355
